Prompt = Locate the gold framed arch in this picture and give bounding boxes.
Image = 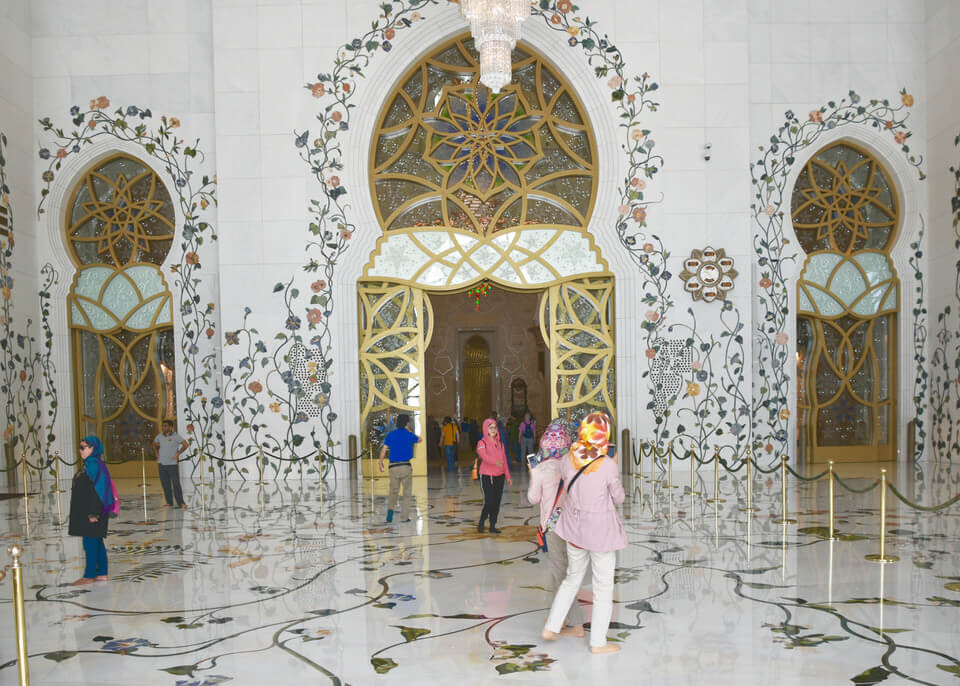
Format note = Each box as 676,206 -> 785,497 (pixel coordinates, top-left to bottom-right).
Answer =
65,153 -> 178,463
360,34 -> 614,476
792,141 -> 900,462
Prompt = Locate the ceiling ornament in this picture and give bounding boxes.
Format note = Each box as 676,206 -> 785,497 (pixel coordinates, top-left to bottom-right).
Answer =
459,0 -> 529,93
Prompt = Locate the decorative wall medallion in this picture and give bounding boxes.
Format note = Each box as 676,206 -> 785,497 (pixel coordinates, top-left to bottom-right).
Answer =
679,247 -> 737,302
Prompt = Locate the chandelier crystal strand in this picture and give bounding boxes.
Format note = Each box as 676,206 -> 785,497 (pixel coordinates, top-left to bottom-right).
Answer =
462,0 -> 529,93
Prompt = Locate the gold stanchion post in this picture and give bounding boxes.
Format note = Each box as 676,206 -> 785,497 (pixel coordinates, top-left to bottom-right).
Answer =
7,543 -> 31,686
21,451 -> 29,538
865,468 -> 898,563
54,450 -> 63,528
775,456 -> 796,524
740,452 -> 756,513
827,460 -> 837,540
666,441 -> 677,489
689,449 -> 699,496
140,447 -> 148,523
707,447 -> 725,503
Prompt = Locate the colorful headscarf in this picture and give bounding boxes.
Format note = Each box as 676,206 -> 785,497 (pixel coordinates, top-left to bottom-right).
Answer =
536,419 -> 572,461
570,412 -> 612,467
82,435 -> 118,516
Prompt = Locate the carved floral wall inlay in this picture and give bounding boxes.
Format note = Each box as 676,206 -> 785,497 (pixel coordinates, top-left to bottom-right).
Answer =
679,247 -> 737,302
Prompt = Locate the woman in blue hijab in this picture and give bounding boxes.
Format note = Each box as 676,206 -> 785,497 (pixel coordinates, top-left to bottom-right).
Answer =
68,435 -> 116,584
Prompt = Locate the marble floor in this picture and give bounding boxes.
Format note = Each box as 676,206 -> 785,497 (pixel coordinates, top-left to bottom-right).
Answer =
0,461 -> 958,685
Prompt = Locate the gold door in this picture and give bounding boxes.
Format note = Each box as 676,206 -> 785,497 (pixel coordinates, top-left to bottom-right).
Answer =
792,142 -> 900,463
539,276 -> 616,430
357,281 -> 433,477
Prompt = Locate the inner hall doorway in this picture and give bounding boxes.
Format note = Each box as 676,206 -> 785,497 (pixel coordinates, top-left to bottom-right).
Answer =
422,288 -> 547,475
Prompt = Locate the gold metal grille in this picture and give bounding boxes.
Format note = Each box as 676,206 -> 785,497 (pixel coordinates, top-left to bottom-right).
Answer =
539,275 -> 616,429
792,142 -> 899,462
358,282 -> 433,477
369,34 -> 597,236
66,154 -> 177,458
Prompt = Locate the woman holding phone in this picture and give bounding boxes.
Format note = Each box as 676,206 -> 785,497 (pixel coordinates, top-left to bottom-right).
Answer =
540,412 -> 625,654
527,419 -> 586,636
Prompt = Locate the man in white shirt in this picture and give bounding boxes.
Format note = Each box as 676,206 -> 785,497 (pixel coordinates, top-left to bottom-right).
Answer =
153,420 -> 189,508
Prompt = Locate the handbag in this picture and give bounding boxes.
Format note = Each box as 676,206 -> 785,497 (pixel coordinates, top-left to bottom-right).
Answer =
471,456 -> 479,480
535,459 -> 595,552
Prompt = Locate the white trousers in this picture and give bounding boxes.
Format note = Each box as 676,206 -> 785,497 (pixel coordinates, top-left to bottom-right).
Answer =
544,542 -> 616,648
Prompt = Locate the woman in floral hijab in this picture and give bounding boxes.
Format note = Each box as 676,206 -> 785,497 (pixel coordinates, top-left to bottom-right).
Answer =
526,419 -> 586,635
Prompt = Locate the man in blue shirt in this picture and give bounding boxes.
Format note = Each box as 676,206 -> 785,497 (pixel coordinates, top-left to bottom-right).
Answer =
378,413 -> 420,523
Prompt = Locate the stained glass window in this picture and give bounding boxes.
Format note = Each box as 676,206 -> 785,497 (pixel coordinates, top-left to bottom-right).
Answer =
66,154 -> 177,460
791,142 -> 899,462
370,34 -> 598,236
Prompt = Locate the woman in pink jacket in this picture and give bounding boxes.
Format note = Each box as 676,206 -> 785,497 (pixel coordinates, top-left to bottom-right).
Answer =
477,417 -> 512,534
527,419 -> 586,636
541,412 -> 625,654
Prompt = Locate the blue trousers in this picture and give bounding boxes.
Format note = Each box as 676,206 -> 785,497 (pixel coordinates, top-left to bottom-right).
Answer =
82,536 -> 108,578
444,445 -> 456,471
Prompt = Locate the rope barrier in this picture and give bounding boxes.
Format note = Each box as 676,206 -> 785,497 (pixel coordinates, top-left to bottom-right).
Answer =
785,464 -> 830,481
832,473 -> 881,494
886,483 -> 960,512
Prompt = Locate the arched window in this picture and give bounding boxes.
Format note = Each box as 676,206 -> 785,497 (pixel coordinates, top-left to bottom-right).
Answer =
370,34 -> 598,237
791,142 -> 899,462
66,154 -> 177,458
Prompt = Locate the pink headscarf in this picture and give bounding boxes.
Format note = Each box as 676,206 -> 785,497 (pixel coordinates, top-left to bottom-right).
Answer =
537,419 -> 572,461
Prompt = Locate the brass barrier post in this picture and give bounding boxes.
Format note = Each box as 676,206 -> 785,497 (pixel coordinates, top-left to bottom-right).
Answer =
8,543 -> 31,686
54,450 -> 63,528
666,441 -> 677,489
827,460 -> 837,540
348,434 -> 358,484
865,469 -> 898,563
774,456 -> 796,524
257,448 -> 265,516
707,447 -> 725,503
740,452 -> 756,513
21,451 -> 29,538
140,447 -> 148,523
689,448 -> 700,496
620,428 -> 630,479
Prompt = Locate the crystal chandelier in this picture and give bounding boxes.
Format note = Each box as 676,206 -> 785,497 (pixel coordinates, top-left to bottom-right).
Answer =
460,0 -> 529,93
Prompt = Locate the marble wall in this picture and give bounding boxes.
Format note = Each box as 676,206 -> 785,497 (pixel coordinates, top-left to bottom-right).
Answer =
1,0 -> 957,477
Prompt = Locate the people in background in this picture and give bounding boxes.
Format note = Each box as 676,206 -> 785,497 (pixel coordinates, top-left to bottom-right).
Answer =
379,413 -> 420,523
460,416 -> 471,451
468,417 -> 481,449
427,415 -> 441,465
507,415 -> 520,465
69,435 -> 117,585
491,410 -> 508,449
440,416 -> 460,472
541,412 -> 625,654
477,417 -> 512,533
519,411 -> 537,461
527,419 -> 585,636
153,419 -> 189,509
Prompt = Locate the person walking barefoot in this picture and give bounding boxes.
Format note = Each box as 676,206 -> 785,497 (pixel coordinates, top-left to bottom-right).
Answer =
69,436 -> 117,585
540,413 -> 625,654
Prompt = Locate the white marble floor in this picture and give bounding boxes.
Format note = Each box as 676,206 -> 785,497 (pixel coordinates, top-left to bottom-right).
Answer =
0,461 -> 958,685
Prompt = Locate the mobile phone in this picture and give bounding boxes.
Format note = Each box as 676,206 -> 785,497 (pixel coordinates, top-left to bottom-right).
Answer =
526,453 -> 538,469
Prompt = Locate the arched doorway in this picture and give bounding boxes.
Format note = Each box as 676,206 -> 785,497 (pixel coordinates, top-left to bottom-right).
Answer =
791,141 -> 900,462
462,334 -> 493,427
358,34 -> 614,477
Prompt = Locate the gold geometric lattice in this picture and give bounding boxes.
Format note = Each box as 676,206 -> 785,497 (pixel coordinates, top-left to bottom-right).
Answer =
791,141 -> 900,463
66,154 -> 176,267
791,142 -> 898,256
66,154 -> 177,462
357,282 -> 434,477
539,275 -> 616,430
370,33 -> 597,237
364,226 -> 607,290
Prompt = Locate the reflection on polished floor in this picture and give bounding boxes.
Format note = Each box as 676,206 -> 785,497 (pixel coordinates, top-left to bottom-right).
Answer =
0,461 -> 958,685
